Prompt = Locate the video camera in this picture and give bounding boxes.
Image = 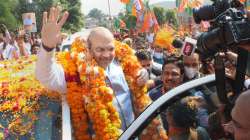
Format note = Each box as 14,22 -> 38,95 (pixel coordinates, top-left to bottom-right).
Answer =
192,0 -> 250,95
193,0 -> 250,60
193,1 -> 250,137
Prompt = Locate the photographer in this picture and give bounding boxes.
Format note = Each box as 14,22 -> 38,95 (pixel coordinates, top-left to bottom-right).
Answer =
223,90 -> 250,140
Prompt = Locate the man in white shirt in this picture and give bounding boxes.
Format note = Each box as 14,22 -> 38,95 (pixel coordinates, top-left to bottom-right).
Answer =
0,42 -> 18,60
23,33 -> 32,55
0,24 -> 18,60
35,7 -> 148,131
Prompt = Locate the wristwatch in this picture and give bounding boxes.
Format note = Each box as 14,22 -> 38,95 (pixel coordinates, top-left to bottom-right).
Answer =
42,44 -> 54,52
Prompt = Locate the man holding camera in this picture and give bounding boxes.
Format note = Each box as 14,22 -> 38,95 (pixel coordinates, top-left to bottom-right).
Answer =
223,90 -> 250,140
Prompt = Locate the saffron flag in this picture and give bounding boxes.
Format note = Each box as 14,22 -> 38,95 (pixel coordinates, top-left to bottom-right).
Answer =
151,11 -> 160,32
189,0 -> 203,8
133,0 -> 144,11
126,0 -> 133,13
141,12 -> 151,32
154,27 -> 176,53
178,0 -> 189,13
120,0 -> 130,4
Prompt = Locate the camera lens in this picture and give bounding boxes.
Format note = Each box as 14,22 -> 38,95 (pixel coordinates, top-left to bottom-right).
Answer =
193,0 -> 230,24
193,5 -> 216,24
197,28 -> 222,59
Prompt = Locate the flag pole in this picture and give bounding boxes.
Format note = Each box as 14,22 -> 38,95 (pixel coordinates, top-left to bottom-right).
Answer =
107,0 -> 113,30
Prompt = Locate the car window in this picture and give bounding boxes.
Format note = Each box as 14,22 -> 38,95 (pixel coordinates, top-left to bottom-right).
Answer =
62,44 -> 71,52
120,75 -> 229,140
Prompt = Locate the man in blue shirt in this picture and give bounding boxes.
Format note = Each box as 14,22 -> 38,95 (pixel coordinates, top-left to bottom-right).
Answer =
149,55 -> 184,130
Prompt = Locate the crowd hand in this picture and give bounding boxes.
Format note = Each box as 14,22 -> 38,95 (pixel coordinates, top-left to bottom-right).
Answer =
217,104 -> 234,135
136,68 -> 149,87
41,6 -> 68,48
17,27 -> 25,38
225,67 -> 236,80
15,27 -> 28,56
0,24 -> 7,33
16,27 -> 25,48
225,51 -> 237,64
191,96 -> 206,108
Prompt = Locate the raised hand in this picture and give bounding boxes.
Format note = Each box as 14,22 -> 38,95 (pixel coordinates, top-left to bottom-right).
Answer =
17,27 -> 25,38
41,6 -> 69,48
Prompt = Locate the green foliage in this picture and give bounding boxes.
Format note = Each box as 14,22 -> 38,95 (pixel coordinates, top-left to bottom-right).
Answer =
122,14 -> 136,29
87,8 -> 110,28
153,7 -> 166,26
0,0 -> 83,33
88,8 -> 105,20
165,9 -> 178,28
61,0 -> 84,33
0,0 -> 19,31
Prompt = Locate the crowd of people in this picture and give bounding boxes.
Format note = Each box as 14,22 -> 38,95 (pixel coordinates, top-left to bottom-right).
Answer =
1,6 -> 250,140
0,24 -> 43,60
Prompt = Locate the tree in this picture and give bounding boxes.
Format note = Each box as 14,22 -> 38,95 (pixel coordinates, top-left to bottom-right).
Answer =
0,0 -> 19,31
153,7 -> 166,26
87,8 -> 110,28
14,0 -> 54,32
165,9 -> 178,28
61,0 -> 84,33
87,8 -> 105,21
14,0 -> 84,33
124,14 -> 137,29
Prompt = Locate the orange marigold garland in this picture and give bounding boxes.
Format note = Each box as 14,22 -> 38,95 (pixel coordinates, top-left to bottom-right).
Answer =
115,41 -> 168,140
57,38 -> 168,140
57,43 -> 90,140
57,38 -> 122,140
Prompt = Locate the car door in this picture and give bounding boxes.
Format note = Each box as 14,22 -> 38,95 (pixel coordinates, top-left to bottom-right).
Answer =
119,74 -> 219,140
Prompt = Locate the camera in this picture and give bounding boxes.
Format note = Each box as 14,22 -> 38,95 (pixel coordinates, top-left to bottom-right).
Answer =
193,0 -> 231,24
193,0 -> 250,59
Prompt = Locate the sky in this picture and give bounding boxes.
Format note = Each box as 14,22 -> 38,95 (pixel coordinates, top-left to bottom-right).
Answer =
81,0 -> 167,16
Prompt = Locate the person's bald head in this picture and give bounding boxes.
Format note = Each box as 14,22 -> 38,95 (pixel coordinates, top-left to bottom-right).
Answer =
87,27 -> 115,68
232,90 -> 250,127
87,27 -> 114,48
228,90 -> 250,140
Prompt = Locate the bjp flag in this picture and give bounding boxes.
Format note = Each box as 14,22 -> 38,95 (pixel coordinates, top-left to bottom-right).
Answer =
120,0 -> 130,4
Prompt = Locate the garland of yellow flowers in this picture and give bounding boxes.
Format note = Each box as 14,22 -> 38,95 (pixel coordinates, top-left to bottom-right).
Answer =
0,55 -> 60,138
57,38 -> 168,140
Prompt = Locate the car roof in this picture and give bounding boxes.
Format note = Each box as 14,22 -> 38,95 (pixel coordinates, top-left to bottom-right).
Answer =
61,29 -> 91,46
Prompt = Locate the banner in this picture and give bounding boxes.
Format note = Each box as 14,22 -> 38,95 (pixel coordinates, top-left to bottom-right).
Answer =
22,13 -> 37,33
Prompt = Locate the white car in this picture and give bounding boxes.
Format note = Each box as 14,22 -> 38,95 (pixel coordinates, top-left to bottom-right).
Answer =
61,74 -> 232,140
60,29 -> 91,52
1,74 -> 231,140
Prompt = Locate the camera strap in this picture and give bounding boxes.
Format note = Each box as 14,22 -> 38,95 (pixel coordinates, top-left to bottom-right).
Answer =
233,47 -> 248,95
214,54 -> 229,104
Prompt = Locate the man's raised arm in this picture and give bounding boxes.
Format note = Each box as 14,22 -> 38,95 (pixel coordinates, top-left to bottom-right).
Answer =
35,7 -> 69,94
